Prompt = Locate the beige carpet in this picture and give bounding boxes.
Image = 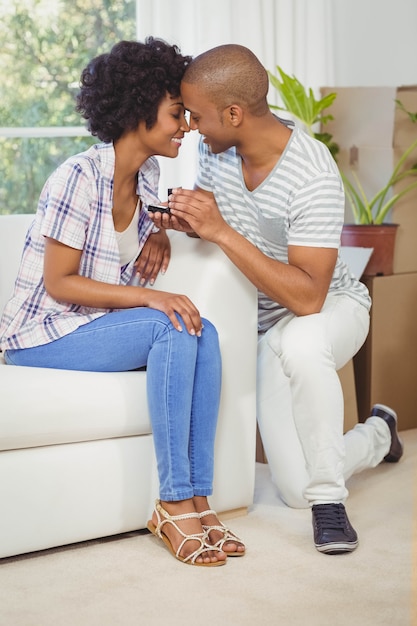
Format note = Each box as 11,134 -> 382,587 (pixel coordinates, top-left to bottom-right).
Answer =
1,429 -> 416,626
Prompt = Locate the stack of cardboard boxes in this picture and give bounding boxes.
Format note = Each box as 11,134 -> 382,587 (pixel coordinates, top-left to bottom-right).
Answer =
321,85 -> 417,431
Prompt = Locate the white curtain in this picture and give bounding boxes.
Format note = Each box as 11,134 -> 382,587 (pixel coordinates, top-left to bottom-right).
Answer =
135,0 -> 335,193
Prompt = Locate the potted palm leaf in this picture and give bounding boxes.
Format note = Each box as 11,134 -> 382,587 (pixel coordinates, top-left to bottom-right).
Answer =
268,66 -> 339,159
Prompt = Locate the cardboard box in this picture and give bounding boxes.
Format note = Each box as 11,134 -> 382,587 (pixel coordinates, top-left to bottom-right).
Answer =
354,272 -> 417,431
339,359 -> 359,433
320,86 -> 417,274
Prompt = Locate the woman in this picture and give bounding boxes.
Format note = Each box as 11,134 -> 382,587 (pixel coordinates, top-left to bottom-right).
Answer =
0,38 -> 244,565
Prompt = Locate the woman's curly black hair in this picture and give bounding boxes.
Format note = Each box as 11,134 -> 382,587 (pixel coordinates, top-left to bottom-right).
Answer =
76,37 -> 192,143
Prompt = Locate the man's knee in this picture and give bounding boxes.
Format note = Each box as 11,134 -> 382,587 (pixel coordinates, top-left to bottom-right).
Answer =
277,484 -> 309,509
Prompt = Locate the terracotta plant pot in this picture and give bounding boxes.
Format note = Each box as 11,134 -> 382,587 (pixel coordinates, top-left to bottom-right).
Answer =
341,223 -> 399,276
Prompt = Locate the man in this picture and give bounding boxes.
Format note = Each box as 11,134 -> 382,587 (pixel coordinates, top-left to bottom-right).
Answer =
150,44 -> 403,554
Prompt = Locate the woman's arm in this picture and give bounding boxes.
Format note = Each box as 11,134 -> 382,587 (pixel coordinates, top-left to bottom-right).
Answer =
133,228 -> 171,285
43,237 -> 203,334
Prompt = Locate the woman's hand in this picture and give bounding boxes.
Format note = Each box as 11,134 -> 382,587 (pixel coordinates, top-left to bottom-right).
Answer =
134,229 -> 171,285
143,289 -> 203,336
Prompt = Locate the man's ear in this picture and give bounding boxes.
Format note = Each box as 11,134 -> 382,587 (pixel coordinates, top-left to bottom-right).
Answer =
226,104 -> 243,126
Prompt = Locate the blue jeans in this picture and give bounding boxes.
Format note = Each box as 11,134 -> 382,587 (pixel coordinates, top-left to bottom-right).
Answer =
5,308 -> 222,501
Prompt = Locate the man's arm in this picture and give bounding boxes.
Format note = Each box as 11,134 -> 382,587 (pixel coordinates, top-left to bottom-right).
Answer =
165,187 -> 337,317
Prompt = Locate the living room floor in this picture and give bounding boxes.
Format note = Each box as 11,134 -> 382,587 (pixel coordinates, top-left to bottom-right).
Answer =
1,428 -> 416,626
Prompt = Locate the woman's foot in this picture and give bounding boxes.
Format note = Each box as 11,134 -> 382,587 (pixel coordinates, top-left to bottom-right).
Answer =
147,499 -> 227,566
193,496 -> 246,557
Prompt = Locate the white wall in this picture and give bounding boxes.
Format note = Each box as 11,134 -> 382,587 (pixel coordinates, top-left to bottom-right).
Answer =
137,0 -> 417,88
331,0 -> 417,86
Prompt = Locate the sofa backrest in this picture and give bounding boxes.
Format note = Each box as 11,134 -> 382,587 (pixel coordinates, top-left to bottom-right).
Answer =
0,214 -> 35,315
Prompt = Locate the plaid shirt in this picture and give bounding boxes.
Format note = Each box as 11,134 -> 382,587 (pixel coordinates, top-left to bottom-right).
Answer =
0,143 -> 161,350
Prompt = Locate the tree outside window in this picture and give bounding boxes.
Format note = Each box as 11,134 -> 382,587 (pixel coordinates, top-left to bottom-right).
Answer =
0,0 -> 136,214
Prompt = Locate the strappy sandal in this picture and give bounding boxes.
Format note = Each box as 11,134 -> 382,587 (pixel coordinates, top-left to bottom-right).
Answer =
199,509 -> 246,557
147,500 -> 226,567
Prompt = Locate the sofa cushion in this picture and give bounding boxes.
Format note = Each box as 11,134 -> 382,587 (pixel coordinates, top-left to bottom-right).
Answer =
0,365 -> 150,451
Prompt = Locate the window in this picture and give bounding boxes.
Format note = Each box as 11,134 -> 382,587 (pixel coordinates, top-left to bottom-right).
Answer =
0,0 -> 136,214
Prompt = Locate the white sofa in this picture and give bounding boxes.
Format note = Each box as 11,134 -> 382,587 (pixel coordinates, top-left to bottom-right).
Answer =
0,214 -> 258,559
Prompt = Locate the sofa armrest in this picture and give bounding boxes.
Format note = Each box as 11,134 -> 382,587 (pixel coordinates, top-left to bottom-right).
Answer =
152,231 -> 259,511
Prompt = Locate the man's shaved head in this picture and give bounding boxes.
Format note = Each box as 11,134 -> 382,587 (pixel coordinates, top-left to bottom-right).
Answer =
183,44 -> 269,116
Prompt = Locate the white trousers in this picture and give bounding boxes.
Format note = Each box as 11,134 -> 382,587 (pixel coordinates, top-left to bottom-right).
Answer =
257,294 -> 391,508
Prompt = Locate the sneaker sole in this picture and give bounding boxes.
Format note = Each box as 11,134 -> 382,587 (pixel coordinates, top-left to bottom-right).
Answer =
372,403 -> 398,419
315,541 -> 358,554
372,403 -> 404,462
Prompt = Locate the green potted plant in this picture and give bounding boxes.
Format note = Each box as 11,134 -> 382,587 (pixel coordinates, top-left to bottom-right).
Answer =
338,100 -> 417,275
268,67 -> 417,275
341,126 -> 417,225
268,66 -> 339,159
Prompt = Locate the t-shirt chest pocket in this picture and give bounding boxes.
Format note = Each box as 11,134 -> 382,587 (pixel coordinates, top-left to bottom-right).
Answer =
257,208 -> 288,245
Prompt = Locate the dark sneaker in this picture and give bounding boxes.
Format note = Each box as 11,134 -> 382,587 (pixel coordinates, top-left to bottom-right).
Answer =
312,503 -> 358,554
371,404 -> 404,463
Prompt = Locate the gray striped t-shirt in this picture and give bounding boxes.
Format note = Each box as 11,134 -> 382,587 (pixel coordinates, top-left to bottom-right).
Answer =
196,125 -> 371,333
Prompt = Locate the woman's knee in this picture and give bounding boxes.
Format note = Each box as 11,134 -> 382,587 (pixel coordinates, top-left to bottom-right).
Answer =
200,318 -> 219,346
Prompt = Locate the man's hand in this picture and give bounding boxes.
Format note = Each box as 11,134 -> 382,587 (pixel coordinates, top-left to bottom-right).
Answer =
134,229 -> 171,285
148,201 -> 194,234
170,188 -> 229,242
148,188 -> 229,243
